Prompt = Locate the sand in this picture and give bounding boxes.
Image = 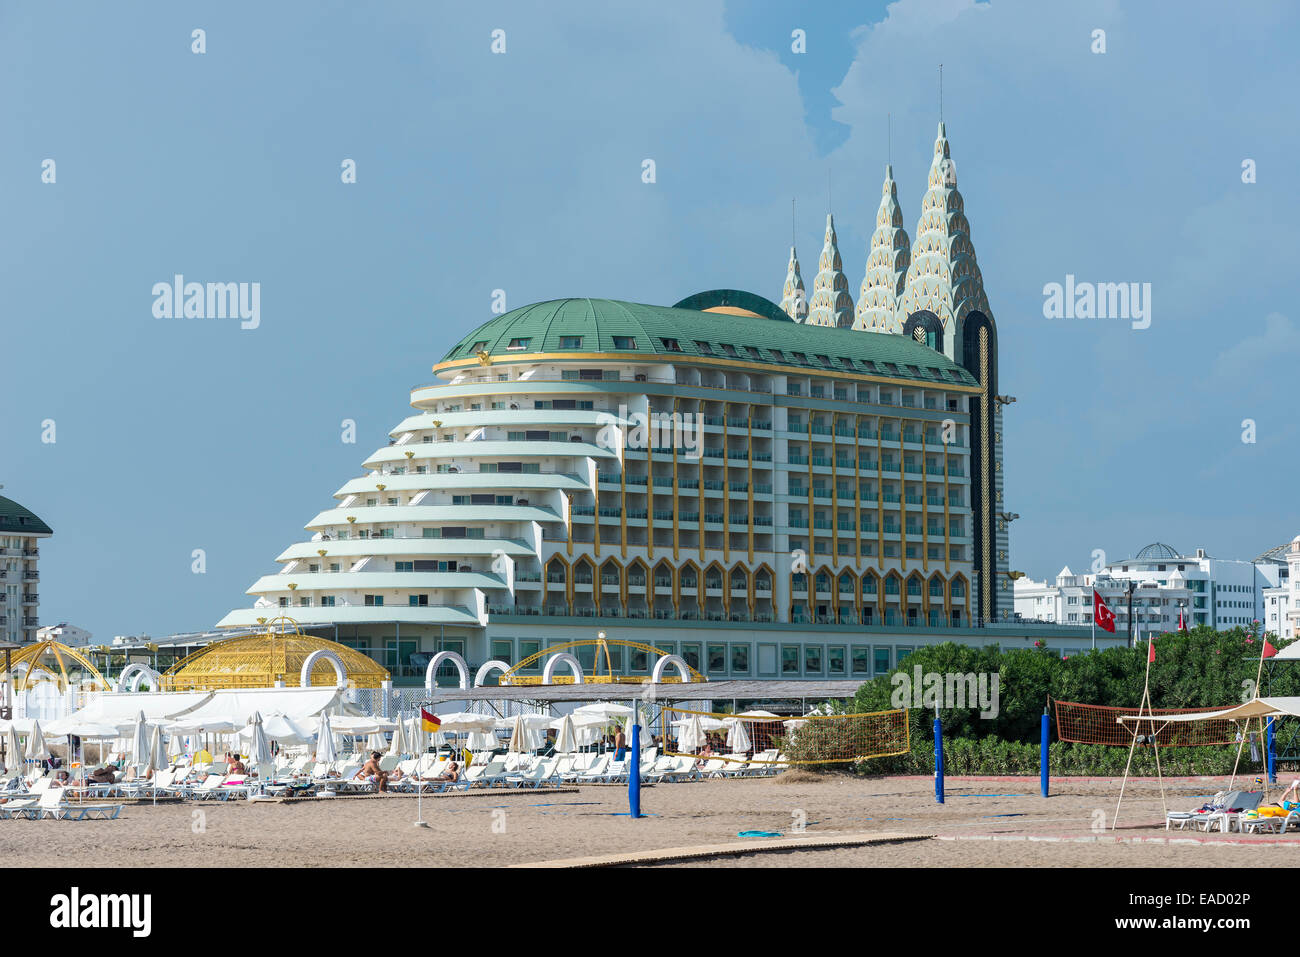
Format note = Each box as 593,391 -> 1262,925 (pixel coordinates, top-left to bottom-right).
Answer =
2,776 -> 1294,867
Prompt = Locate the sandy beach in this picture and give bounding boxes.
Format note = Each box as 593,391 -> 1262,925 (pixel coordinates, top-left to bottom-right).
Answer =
3,775 -> 1296,868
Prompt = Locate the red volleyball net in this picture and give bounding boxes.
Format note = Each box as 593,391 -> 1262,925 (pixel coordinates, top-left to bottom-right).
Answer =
1053,699 -> 1240,747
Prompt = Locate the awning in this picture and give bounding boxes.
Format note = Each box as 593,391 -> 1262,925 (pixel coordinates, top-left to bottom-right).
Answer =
1117,697 -> 1300,724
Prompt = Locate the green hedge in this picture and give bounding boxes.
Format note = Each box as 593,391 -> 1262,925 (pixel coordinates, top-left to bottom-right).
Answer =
838,626 -> 1285,777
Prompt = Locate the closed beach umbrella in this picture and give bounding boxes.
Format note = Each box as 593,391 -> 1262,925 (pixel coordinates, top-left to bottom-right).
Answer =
466,729 -> 497,751
507,716 -> 527,753
4,726 -> 21,772
554,714 -> 578,755
406,714 -> 427,754
129,711 -> 150,769
726,717 -> 752,754
679,715 -> 706,753
248,712 -> 273,767
315,712 -> 338,764
388,715 -> 410,756
365,731 -> 388,752
25,720 -> 50,761
147,724 -> 167,773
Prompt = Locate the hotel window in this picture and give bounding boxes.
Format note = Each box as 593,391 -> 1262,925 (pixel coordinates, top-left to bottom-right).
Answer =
781,644 -> 801,675
804,645 -> 823,674
298,597 -> 311,606
470,341 -> 488,353
792,352 -> 808,364
707,643 -> 726,675
517,640 -> 542,674
613,336 -> 637,349
730,643 -> 750,675
395,561 -> 414,572
490,639 -> 513,664
629,647 -> 649,673
745,346 -> 763,360
278,597 -> 289,606
721,344 -> 738,357
506,338 -> 531,350
827,645 -> 846,675
851,645 -> 870,675
694,341 -> 714,354
559,336 -> 583,349
408,594 -> 429,606
873,647 -> 892,675
679,643 -> 701,672
660,338 -> 682,352
329,563 -> 340,573
320,596 -> 335,606
364,595 -> 384,606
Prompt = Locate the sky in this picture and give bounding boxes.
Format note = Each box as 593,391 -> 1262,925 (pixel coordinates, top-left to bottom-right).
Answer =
2,0 -> 1297,639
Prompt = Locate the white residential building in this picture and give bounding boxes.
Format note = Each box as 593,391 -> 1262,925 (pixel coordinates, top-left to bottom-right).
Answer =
1262,537 -> 1300,640
0,494 -> 52,645
35,623 -> 93,647
1015,542 -> 1288,637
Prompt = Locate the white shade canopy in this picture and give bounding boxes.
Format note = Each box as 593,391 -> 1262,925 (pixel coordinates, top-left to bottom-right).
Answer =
466,730 -> 498,751
44,718 -> 122,740
435,712 -> 496,733
670,715 -> 728,732
574,702 -> 634,719
494,713 -> 554,731
732,710 -> 782,720
365,731 -> 388,752
548,712 -> 607,731
25,720 -> 50,761
235,712 -> 313,746
0,717 -> 40,734
166,717 -> 241,735
315,715 -> 394,735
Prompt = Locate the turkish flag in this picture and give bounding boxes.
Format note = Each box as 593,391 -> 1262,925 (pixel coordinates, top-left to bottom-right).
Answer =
1094,590 -> 1116,633
1148,637 -> 1156,663
1264,639 -> 1278,659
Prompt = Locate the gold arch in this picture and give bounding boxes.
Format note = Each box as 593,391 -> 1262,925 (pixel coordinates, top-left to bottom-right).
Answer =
4,641 -> 108,693
501,637 -> 707,686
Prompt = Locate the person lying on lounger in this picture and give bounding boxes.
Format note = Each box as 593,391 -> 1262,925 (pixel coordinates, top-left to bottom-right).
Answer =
86,766 -> 116,785
434,761 -> 459,783
355,751 -> 389,792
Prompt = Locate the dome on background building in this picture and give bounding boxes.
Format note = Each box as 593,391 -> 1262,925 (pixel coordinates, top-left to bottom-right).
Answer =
1134,542 -> 1181,560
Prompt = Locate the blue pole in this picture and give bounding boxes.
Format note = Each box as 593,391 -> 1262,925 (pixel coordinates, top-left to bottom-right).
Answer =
1267,717 -> 1276,785
628,723 -> 641,818
933,716 -> 944,804
1040,711 -> 1050,798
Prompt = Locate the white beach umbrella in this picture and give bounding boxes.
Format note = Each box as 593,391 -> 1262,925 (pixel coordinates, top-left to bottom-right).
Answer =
734,710 -> 782,719
554,714 -> 578,755
466,729 -> 498,751
670,715 -> 728,732
315,712 -> 338,764
45,719 -> 121,740
574,702 -> 634,719
507,716 -> 528,753
4,725 -> 22,772
365,731 -> 388,752
166,717 -> 240,735
147,724 -> 167,773
388,716 -> 410,756
128,711 -> 150,769
624,703 -> 651,747
0,716 -> 38,734
548,712 -> 607,730
726,717 -> 753,754
250,713 -> 313,746
248,712 -> 273,767
406,714 -> 428,754
25,720 -> 50,761
679,715 -> 706,753
435,712 -> 496,732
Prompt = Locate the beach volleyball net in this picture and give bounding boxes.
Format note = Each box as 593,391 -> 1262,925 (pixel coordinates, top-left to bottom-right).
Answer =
1053,699 -> 1239,747
660,706 -> 910,765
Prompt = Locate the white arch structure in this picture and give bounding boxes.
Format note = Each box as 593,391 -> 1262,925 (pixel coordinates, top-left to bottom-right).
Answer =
299,649 -> 347,688
542,652 -> 584,685
116,663 -> 162,693
425,650 -> 470,691
651,654 -> 691,684
474,660 -> 512,687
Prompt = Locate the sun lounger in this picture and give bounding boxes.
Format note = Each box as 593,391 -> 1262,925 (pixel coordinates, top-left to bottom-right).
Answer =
571,754 -> 611,783
507,758 -> 559,789
33,787 -> 123,821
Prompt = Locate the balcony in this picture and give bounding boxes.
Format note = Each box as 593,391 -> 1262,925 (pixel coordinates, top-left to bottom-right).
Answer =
22,594 -> 38,605
23,571 -> 39,582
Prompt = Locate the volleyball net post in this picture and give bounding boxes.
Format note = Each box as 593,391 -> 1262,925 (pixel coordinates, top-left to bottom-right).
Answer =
1040,708 -> 1050,798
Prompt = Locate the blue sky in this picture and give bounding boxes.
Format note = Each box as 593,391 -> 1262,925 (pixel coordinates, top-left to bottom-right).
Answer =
2,0 -> 1297,639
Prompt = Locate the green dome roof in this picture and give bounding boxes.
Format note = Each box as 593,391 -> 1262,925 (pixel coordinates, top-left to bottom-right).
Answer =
439,298 -> 977,386
0,495 -> 52,535
1134,542 -> 1180,560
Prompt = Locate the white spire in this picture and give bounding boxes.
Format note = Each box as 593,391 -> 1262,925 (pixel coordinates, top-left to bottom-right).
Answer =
806,213 -> 854,327
779,245 -> 808,321
854,164 -> 911,333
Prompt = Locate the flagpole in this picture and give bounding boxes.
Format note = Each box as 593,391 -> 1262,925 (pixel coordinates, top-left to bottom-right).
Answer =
414,704 -> 429,829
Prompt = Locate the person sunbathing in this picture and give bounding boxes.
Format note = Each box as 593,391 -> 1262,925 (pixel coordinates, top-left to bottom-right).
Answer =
434,760 -> 459,783
86,766 -> 116,785
355,751 -> 389,792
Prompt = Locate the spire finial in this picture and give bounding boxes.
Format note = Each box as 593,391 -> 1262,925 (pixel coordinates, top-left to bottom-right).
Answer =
887,111 -> 892,166
791,196 -> 796,248
939,64 -> 943,121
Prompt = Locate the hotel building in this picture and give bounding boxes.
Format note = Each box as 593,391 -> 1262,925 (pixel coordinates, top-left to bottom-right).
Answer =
0,494 -> 52,645
219,123 -> 1097,684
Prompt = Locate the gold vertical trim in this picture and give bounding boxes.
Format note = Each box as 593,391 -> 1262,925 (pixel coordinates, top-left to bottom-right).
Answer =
854,413 -> 862,567
830,411 -> 840,560
747,408 -> 755,565
722,404 -> 730,564
671,398 -> 680,561
921,423 -> 929,575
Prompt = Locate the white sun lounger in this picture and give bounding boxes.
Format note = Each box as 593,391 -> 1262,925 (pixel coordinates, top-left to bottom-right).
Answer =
33,787 -> 123,821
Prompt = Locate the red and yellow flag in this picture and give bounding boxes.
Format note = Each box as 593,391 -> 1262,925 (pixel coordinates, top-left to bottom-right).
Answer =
421,708 -> 441,733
